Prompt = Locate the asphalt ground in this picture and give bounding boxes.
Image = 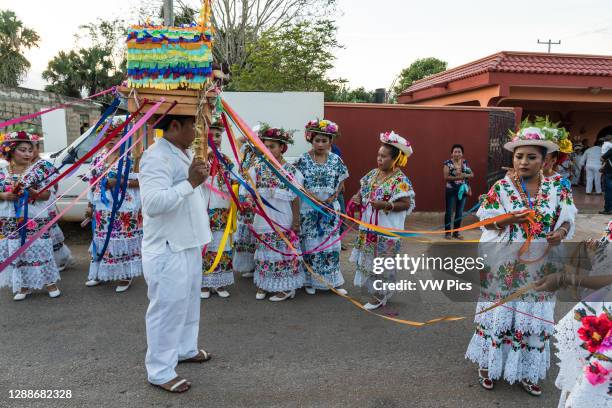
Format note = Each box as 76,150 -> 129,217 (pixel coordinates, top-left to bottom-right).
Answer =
0,213 -> 609,408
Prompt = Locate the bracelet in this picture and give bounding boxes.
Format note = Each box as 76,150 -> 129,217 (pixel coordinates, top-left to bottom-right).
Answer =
493,221 -> 502,230
557,226 -> 569,238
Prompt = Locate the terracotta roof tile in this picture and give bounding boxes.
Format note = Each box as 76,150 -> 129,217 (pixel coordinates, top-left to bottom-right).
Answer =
402,51 -> 612,95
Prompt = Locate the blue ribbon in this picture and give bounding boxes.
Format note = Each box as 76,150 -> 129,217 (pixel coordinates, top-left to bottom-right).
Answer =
520,177 -> 533,209
248,146 -> 330,218
13,190 -> 29,245
94,129 -> 132,262
208,139 -> 281,213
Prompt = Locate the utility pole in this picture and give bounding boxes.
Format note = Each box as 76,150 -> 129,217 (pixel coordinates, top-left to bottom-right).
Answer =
537,39 -> 561,53
163,0 -> 174,26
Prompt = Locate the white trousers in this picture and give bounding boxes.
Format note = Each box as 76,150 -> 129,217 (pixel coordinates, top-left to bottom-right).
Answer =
143,244 -> 202,385
586,166 -> 602,194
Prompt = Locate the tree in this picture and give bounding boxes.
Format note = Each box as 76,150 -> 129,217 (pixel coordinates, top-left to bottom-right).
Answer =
0,10 -> 40,87
41,51 -> 83,97
43,18 -> 127,98
229,19 -> 342,100
391,57 -> 447,99
329,86 -> 377,103
149,0 -> 336,69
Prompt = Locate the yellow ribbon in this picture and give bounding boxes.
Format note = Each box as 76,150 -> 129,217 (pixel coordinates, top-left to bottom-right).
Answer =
205,203 -> 236,274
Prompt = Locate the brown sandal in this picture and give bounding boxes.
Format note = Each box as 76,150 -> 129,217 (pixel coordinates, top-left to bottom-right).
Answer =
179,349 -> 212,364
151,377 -> 191,393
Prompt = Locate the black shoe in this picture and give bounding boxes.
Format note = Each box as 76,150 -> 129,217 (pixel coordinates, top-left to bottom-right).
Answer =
599,210 -> 612,215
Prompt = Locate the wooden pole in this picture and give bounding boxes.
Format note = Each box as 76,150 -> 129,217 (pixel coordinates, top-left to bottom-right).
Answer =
133,118 -> 144,172
193,90 -> 211,161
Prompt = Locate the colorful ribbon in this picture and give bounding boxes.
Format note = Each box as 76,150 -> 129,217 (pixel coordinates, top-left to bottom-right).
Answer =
0,100 -> 164,274
0,87 -> 116,130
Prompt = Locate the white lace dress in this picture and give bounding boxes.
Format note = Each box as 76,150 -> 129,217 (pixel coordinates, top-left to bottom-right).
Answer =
84,152 -> 143,282
465,175 -> 578,384
0,166 -> 60,293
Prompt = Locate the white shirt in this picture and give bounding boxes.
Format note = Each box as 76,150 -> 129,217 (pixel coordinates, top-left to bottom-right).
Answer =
139,138 -> 212,254
581,146 -> 602,168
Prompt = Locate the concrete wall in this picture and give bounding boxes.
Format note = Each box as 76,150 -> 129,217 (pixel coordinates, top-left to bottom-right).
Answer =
324,103 -> 514,211
0,86 -> 101,151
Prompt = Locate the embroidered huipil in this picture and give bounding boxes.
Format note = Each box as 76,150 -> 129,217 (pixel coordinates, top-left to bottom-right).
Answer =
202,153 -> 235,288
294,152 -> 348,289
465,174 -> 578,384
23,159 -> 71,268
0,165 -> 59,293
233,143 -> 258,273
350,168 -> 415,296
83,149 -> 143,281
249,161 -> 305,292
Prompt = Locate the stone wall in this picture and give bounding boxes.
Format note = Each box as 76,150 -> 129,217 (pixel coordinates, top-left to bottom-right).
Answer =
0,86 -> 101,148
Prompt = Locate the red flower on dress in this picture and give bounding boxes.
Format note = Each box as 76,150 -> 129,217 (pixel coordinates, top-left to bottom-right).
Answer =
578,314 -> 612,353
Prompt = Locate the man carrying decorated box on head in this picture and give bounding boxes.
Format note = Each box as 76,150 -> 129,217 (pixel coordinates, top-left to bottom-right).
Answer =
139,114 -> 213,394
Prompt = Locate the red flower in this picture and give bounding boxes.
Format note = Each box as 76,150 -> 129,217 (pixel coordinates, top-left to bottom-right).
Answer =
515,330 -> 523,341
578,313 -> 612,353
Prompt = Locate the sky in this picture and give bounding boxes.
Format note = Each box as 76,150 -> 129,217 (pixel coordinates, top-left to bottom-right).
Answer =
3,0 -> 612,92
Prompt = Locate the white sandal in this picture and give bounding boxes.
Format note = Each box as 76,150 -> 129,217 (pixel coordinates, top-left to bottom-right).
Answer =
216,288 -> 230,298
521,380 -> 542,396
364,295 -> 388,310
478,369 -> 494,390
47,285 -> 61,299
269,290 -> 296,302
13,291 -> 31,301
116,279 -> 132,293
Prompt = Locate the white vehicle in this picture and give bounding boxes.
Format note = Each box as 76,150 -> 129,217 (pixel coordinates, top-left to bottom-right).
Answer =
42,124 -> 100,221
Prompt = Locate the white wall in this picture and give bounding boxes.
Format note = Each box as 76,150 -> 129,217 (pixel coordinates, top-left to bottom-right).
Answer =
40,108 -> 68,153
221,91 -> 324,161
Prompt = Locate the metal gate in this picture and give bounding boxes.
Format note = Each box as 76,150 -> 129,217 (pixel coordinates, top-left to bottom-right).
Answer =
487,111 -> 515,188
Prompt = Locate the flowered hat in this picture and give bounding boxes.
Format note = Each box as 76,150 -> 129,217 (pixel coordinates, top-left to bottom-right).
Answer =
535,116 -> 573,154
254,123 -> 294,145
1,131 -> 37,157
380,131 -> 413,157
504,118 -> 559,153
380,131 -> 413,168
305,119 -> 339,142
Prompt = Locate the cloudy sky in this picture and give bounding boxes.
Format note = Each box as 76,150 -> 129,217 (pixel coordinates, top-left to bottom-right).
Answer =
3,0 -> 612,92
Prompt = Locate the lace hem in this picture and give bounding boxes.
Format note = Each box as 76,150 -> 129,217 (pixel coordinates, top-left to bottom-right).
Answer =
465,331 -> 551,384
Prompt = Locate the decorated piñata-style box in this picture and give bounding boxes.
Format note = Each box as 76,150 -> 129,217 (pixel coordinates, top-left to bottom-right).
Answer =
122,1 -> 216,116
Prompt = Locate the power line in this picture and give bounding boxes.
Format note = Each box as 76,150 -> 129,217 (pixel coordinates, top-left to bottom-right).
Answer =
537,39 -> 561,53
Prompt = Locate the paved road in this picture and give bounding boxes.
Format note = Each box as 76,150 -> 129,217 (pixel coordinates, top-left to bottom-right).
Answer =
0,214 -> 608,408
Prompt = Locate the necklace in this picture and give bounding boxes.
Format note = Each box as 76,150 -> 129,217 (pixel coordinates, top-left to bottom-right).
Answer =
368,169 -> 397,199
9,162 -> 27,175
309,150 -> 329,165
512,173 -> 542,209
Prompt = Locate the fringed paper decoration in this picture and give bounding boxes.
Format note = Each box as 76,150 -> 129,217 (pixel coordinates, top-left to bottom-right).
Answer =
126,0 -> 214,90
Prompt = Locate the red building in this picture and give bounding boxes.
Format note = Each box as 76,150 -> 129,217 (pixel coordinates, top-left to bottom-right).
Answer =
324,103 -> 515,211
398,51 -> 612,146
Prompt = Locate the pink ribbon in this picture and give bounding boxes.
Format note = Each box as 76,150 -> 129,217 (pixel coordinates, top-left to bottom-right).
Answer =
0,87 -> 115,130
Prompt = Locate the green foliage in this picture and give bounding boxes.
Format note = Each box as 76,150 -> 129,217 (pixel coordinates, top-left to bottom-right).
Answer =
329,86 -> 378,103
392,57 -> 447,98
228,19 -> 343,100
0,9 -> 40,87
43,18 -> 127,98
